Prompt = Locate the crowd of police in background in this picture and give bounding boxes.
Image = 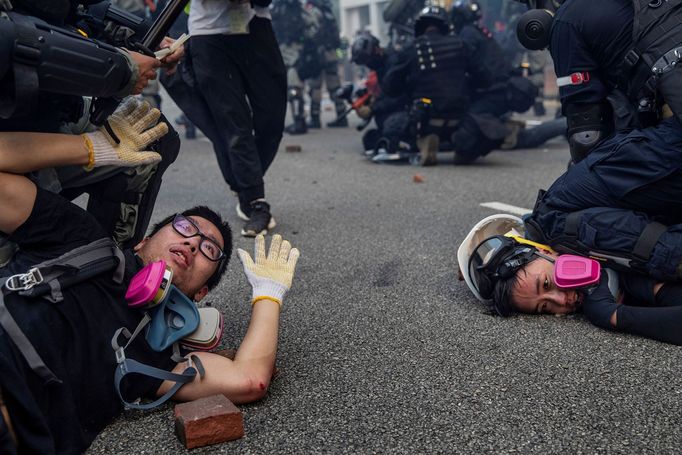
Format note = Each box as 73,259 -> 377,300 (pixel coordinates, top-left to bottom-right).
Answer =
268,0 -> 566,166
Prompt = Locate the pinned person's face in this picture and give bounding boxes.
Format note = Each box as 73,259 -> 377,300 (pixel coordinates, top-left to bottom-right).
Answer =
511,257 -> 583,315
134,216 -> 224,301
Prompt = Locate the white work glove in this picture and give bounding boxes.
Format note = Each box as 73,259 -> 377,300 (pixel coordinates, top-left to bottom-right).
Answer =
83,97 -> 167,170
237,234 -> 300,306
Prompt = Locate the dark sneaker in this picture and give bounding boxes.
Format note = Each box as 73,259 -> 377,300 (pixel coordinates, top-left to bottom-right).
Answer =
372,150 -> 406,163
236,202 -> 251,221
327,117 -> 349,128
308,116 -> 321,129
241,201 -> 276,237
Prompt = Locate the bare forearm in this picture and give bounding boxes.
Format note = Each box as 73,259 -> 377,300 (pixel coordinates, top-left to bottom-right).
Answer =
233,299 -> 281,377
0,132 -> 89,174
161,300 -> 281,404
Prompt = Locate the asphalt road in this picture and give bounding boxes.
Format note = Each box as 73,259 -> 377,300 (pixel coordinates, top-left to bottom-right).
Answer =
88,98 -> 682,454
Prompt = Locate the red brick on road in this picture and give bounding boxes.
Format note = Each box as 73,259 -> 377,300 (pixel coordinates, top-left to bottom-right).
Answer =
174,395 -> 244,449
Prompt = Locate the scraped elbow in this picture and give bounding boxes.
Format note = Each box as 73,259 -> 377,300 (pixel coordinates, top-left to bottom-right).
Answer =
236,374 -> 272,404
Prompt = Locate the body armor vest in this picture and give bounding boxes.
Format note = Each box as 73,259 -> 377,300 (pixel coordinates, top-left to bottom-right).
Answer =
413,33 -> 470,116
622,0 -> 682,122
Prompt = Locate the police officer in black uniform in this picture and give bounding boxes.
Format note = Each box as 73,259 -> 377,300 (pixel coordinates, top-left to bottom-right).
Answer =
449,0 -> 516,164
444,0 -> 566,165
0,0 -> 180,250
498,0 -> 682,336
350,32 -> 412,160
517,0 -> 681,163
384,5 -> 493,166
306,0 -> 347,128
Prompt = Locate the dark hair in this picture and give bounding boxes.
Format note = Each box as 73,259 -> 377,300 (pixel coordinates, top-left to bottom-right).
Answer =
149,206 -> 232,291
490,260 -> 535,317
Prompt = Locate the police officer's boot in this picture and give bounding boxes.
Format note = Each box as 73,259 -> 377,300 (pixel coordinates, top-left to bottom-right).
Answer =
285,116 -> 308,135
416,134 -> 439,166
327,103 -> 349,128
285,89 -> 308,135
309,105 -> 321,129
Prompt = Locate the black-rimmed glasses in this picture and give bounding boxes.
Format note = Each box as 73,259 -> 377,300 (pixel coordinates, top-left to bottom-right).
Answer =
172,214 -> 224,262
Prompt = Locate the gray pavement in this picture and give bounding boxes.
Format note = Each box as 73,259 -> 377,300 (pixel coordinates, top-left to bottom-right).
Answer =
88,99 -> 682,454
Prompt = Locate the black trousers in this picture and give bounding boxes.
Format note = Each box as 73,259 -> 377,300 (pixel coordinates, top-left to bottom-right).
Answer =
188,18 -> 287,206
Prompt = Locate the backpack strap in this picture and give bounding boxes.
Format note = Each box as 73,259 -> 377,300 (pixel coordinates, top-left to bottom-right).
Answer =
0,238 -> 124,383
16,238 -> 125,302
0,290 -> 60,385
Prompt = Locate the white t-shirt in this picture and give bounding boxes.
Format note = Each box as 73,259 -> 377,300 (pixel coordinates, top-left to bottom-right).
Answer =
188,0 -> 271,36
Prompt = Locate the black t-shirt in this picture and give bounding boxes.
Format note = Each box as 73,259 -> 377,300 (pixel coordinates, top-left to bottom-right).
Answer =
0,188 -> 175,454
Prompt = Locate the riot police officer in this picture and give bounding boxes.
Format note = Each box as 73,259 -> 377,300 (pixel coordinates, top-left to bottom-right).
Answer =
491,0 -> 682,333
350,32 -> 412,159
383,5 -> 492,166
272,0 -> 318,135
447,0 -> 565,164
515,0 -> 682,162
0,0 -> 180,252
305,0 -> 347,128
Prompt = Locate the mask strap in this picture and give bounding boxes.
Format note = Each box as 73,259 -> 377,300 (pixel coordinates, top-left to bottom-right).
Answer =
111,313 -> 200,410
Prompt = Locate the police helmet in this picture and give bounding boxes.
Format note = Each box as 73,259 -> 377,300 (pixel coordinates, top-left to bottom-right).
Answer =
351,32 -> 381,66
414,5 -> 450,37
451,0 -> 482,25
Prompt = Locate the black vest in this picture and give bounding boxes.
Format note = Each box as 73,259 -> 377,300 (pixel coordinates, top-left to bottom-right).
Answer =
412,32 -> 470,116
622,0 -> 682,119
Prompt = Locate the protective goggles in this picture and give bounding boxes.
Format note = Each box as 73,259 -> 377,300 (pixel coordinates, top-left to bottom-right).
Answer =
172,214 -> 224,262
468,235 -> 549,300
469,235 -> 602,300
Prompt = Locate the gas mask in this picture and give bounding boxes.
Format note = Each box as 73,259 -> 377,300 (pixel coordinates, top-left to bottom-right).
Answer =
125,260 -> 222,352
515,0 -> 565,50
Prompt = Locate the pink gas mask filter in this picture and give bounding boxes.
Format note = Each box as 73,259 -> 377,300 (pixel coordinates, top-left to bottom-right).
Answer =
552,255 -> 601,290
125,260 -> 174,308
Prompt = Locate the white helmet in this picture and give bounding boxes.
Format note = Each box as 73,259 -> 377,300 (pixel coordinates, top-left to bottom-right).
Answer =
457,214 -> 525,302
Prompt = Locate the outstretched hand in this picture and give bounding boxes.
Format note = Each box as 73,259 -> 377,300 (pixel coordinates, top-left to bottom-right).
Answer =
237,234 -> 301,306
